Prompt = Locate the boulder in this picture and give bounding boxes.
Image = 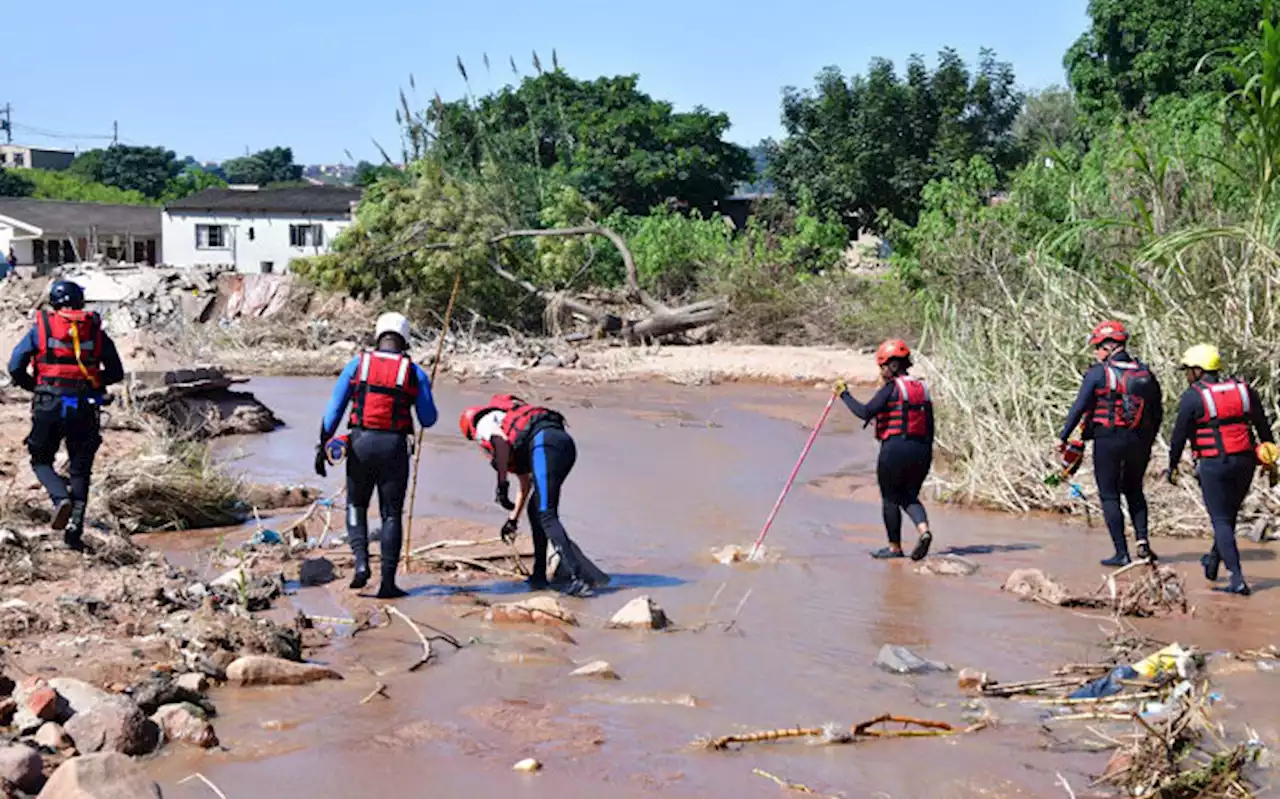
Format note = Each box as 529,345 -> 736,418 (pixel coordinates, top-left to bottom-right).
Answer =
47,678 -> 112,720
34,721 -> 74,751
13,678 -> 62,726
127,674 -> 215,717
0,743 -> 43,794
174,673 -> 208,693
875,645 -> 952,675
569,661 -> 620,680
64,695 -> 160,756
226,656 -> 343,687
484,596 -> 579,627
39,752 -> 162,799
608,596 -> 670,630
152,703 -> 219,749
298,557 -> 336,587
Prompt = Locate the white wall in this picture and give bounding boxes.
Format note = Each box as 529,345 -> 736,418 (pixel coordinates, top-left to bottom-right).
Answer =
161,211 -> 351,273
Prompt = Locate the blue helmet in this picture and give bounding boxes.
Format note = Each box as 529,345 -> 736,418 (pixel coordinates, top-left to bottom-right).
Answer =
49,280 -> 85,310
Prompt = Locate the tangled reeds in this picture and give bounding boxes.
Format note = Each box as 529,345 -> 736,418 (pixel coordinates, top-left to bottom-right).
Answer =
694,714 -> 988,751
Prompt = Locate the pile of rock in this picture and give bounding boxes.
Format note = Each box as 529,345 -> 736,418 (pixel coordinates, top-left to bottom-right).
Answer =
125,366 -> 283,439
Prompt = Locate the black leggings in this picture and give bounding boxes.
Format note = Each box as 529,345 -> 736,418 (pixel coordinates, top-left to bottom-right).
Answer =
26,392 -> 102,506
1198,454 -> 1255,578
1092,432 -> 1152,555
346,429 -> 409,582
876,437 -> 932,546
525,427 -> 586,583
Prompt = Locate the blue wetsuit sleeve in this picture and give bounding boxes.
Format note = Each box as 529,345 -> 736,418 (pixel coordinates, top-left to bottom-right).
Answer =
7,327 -> 38,392
321,358 -> 360,441
1249,384 -> 1274,445
1167,389 -> 1201,467
412,364 -> 438,429
840,383 -> 896,422
98,333 -> 125,387
1060,365 -> 1103,441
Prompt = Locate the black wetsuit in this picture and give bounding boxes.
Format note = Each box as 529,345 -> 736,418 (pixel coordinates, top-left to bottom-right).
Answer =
841,382 -> 934,547
1059,352 -> 1163,558
346,430 -> 410,588
1167,381 -> 1274,581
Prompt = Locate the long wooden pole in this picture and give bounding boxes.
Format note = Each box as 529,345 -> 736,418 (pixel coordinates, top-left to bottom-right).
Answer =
402,268 -> 463,572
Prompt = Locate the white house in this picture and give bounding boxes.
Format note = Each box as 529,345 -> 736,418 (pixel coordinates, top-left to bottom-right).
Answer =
0,198 -> 162,270
162,185 -> 361,274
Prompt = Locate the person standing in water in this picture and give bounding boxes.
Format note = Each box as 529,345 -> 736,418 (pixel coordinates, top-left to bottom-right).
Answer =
834,339 -> 935,561
316,312 -> 438,599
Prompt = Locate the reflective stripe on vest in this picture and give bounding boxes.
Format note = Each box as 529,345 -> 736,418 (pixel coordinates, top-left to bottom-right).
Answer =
1191,380 -> 1254,458
34,310 -> 103,392
348,351 -> 416,433
1091,360 -> 1150,429
874,377 -> 931,441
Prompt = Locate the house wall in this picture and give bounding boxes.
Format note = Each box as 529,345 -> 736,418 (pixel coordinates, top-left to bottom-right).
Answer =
0,146 -> 75,171
161,211 -> 351,273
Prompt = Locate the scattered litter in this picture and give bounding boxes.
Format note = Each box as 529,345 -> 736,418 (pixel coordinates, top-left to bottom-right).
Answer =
249,529 -> 283,546
875,645 -> 951,675
512,758 -> 542,773
569,661 -> 619,680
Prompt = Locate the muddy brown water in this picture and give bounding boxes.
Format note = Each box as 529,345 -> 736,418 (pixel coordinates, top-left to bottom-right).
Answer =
136,377 -> 1280,797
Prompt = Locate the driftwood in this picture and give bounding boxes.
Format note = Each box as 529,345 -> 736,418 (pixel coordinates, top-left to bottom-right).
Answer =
696,714 -> 984,751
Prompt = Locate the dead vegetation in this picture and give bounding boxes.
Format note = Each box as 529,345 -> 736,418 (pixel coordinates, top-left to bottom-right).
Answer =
695,714 -> 989,751
1002,560 -> 1188,618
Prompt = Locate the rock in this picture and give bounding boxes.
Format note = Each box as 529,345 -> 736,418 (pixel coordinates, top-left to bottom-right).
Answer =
47,678 -> 112,719
608,596 -> 670,630
226,655 -> 343,687
298,557 -> 336,586
918,554 -> 980,577
210,566 -> 249,590
0,697 -> 14,727
570,661 -> 620,680
0,672 -> 14,697
39,752 -> 162,799
484,596 -> 579,627
14,678 -> 62,725
64,695 -> 160,756
34,722 -> 74,751
174,673 -> 208,693
0,743 -> 43,794
127,673 -> 216,717
1001,568 -> 1074,606
874,645 -> 951,675
26,685 -> 60,721
512,757 -> 542,772
152,703 -> 219,749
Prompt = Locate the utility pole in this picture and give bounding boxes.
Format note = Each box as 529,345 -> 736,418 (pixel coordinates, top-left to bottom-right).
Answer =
111,120 -> 118,146
1,104 -> 11,144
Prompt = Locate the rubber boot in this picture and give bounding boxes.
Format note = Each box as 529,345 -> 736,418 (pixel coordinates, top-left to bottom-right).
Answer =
1201,550 -> 1221,582
1217,572 -> 1251,596
63,501 -> 87,552
375,516 -> 407,600
1100,551 -> 1130,568
51,498 -> 72,532
1135,541 -> 1157,562
347,506 -> 371,590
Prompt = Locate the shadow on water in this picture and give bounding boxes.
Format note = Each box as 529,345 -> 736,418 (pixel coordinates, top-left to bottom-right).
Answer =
940,543 -> 1041,557
385,573 -> 691,600
1161,547 -> 1277,565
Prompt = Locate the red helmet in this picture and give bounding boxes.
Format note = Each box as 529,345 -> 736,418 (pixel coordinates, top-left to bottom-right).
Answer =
1089,320 -> 1129,346
875,339 -> 912,366
459,406 -> 486,440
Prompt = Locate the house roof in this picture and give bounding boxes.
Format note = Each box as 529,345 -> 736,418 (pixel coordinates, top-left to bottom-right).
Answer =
0,198 -> 162,237
164,186 -> 362,215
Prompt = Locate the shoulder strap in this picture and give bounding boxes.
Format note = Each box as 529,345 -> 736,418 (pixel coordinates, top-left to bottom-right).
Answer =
356,352 -> 371,385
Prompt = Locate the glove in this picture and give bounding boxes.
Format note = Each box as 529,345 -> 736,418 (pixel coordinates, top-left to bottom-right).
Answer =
1164,466 -> 1177,486
501,518 -> 518,544
313,445 -> 327,478
833,378 -> 848,396
1056,440 -> 1067,455
495,479 -> 515,511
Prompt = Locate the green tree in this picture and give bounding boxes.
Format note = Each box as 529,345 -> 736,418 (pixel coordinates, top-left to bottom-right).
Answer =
0,167 -> 35,197
1013,86 -> 1084,155
418,70 -> 753,219
354,160 -> 405,187
13,168 -> 149,204
1066,0 -> 1264,119
68,145 -> 181,199
161,167 -> 228,203
222,146 -> 303,185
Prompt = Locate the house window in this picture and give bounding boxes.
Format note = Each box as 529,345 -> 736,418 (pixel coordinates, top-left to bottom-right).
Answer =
13,152 -> 24,167
33,241 -> 44,263
63,241 -> 76,263
196,224 -> 226,249
261,262 -> 274,274
289,224 -> 324,248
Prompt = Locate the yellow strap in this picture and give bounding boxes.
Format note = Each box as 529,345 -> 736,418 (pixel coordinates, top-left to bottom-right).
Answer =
67,322 -> 98,388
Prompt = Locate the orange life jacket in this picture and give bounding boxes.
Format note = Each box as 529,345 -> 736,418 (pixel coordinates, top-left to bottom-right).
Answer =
348,351 -> 418,433
501,404 -> 566,452
1091,358 -> 1153,430
35,309 -> 103,393
874,377 -> 931,441
1191,379 -> 1255,459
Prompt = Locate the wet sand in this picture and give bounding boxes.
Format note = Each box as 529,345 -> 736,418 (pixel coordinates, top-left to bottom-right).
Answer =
139,377 -> 1280,797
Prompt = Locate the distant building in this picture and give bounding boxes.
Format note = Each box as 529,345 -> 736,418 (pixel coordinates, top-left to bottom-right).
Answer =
0,144 -> 76,171
715,191 -> 775,231
0,198 -> 162,271
162,185 -> 361,274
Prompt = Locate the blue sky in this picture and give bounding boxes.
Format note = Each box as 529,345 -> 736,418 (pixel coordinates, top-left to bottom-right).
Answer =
2,0 -> 1087,165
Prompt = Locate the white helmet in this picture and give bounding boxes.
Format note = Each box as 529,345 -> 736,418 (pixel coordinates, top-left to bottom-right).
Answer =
374,312 -> 411,344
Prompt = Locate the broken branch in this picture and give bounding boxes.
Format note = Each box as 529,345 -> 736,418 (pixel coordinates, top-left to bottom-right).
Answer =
387,606 -> 434,671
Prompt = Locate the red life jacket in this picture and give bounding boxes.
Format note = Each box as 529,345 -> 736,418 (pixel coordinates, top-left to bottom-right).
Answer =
35,309 -> 103,393
1091,358 -> 1153,430
1191,379 -> 1255,458
501,404 -> 566,451
348,351 -> 418,433
874,377 -> 931,441
487,394 -> 528,412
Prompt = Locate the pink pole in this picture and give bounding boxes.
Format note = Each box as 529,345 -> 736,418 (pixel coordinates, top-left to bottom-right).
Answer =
747,391 -> 837,560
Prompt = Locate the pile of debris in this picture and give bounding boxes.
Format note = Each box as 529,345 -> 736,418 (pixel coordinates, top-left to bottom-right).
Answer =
1001,561 -> 1188,618
122,366 -> 282,439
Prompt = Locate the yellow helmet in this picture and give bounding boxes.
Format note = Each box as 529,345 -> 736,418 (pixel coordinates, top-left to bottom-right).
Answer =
1180,344 -> 1221,372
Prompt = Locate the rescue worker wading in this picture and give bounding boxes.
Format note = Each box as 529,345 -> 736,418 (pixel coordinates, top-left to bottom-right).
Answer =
7,280 -> 124,551
835,339 -> 936,561
317,313 -> 438,599
1058,320 -> 1163,567
460,396 -> 608,597
1166,345 -> 1274,597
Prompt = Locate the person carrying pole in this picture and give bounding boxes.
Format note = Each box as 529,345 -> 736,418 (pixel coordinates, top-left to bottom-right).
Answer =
1166,344 -> 1274,597
316,312 -> 438,599
460,394 -> 607,596
7,280 -> 124,551
834,339 -> 935,561
1058,320 -> 1163,567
